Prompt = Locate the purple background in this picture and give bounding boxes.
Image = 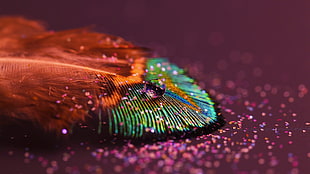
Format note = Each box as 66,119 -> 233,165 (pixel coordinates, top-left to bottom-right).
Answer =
0,1 -> 309,173
1,0 -> 308,83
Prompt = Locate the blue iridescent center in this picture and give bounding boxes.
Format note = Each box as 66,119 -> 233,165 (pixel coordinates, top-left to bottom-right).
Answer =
145,58 -> 217,122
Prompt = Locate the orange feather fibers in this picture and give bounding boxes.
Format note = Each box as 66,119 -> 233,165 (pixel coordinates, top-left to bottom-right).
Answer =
0,16 -> 149,134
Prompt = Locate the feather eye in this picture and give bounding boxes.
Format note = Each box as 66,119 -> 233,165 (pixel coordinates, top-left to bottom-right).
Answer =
108,58 -> 224,139
0,17 -> 224,142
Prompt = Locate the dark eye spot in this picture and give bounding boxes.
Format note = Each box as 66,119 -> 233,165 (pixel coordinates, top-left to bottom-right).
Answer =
141,81 -> 166,98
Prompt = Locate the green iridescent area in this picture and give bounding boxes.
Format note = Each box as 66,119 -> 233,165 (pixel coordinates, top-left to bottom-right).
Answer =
108,58 -> 221,139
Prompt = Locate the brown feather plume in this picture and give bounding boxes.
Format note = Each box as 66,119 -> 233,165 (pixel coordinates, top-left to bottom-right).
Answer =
0,16 -> 149,135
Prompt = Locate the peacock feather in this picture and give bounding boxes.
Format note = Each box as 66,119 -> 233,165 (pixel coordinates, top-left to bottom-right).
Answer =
0,17 -> 224,142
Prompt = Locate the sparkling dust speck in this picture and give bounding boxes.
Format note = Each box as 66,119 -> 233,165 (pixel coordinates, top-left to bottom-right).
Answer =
62,129 -> 68,135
